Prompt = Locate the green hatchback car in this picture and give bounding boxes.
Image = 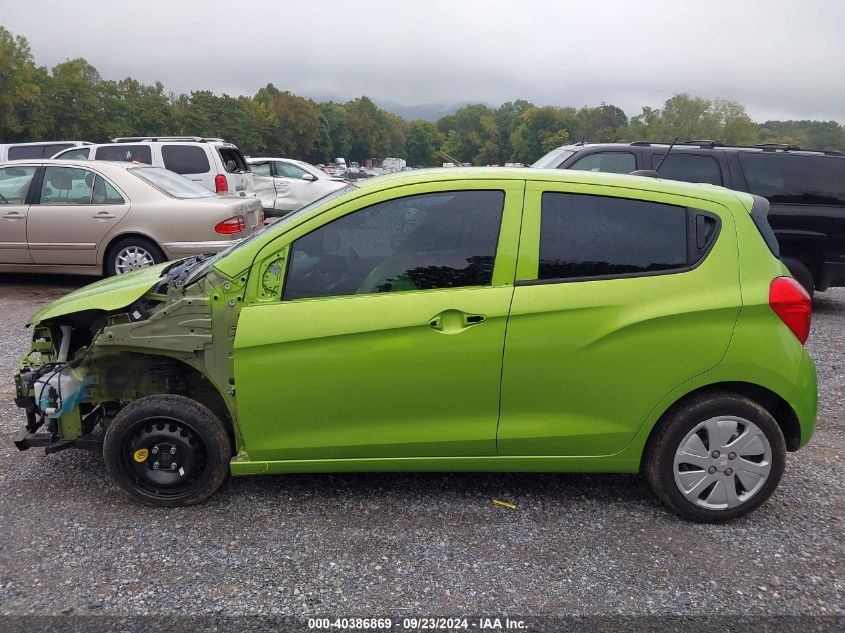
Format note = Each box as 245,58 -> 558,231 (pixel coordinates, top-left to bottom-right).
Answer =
13,168 -> 816,522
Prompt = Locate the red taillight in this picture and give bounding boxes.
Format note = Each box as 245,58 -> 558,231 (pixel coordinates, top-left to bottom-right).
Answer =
769,276 -> 812,344
214,215 -> 246,235
215,174 -> 228,193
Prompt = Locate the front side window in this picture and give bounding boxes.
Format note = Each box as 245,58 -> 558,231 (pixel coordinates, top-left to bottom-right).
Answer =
569,152 -> 636,174
162,145 -> 211,174
276,162 -> 308,179
95,145 -> 152,164
0,166 -> 38,204
738,153 -> 845,206
39,167 -> 96,205
530,148 -> 574,169
651,153 -> 723,185
284,190 -> 504,300
538,192 -> 688,280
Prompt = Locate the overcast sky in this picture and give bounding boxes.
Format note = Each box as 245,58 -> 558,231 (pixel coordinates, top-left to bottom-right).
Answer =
5,0 -> 845,122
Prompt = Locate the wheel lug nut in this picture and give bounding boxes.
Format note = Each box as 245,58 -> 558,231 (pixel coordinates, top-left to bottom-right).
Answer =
152,462 -> 160,470
724,467 -> 733,476
711,450 -> 720,458
728,452 -> 736,460
170,447 -> 177,455
151,447 -> 159,455
708,466 -> 717,474
170,463 -> 177,471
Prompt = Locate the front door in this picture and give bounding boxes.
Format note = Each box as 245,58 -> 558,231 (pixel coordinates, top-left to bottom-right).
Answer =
498,182 -> 741,456
27,166 -> 130,265
234,182 -> 524,462
271,161 -> 317,212
0,165 -> 38,263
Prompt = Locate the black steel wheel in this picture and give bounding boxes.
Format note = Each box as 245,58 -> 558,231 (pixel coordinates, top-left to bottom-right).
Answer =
103,395 -> 231,506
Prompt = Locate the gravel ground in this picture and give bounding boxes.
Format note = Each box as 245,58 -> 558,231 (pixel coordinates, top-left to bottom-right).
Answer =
0,273 -> 842,619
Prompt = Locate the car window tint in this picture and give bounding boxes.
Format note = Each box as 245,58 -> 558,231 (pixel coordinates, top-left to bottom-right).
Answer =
92,175 -> 124,204
738,153 -> 845,206
0,166 -> 38,204
95,145 -> 153,164
8,145 -> 45,160
539,192 -> 688,280
569,152 -> 636,174
651,153 -> 723,185
284,190 -> 504,300
250,162 -> 272,177
279,162 -> 308,179
43,144 -> 74,157
162,145 -> 211,174
57,148 -> 91,160
217,147 -> 247,173
40,167 -> 95,205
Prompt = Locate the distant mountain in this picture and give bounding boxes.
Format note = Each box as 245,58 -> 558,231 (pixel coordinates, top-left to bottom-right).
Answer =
374,100 -> 468,122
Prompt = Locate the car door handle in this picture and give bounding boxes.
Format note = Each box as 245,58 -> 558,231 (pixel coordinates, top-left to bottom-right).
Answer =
92,211 -> 116,219
428,310 -> 487,334
3,211 -> 24,219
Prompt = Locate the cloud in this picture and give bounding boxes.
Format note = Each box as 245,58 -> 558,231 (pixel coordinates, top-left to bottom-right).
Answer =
5,0 -> 845,121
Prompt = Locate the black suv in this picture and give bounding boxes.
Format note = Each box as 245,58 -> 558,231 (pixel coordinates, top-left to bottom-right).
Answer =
532,141 -> 845,295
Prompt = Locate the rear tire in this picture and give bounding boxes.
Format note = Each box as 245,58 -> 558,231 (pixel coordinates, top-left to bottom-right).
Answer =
105,236 -> 165,276
644,391 -> 786,523
782,257 -> 815,298
103,395 -> 231,507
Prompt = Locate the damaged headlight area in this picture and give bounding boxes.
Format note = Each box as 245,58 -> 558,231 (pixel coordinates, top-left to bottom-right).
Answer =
13,268 -> 241,456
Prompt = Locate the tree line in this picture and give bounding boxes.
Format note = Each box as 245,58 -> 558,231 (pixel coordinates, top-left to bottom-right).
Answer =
2,26 -> 844,167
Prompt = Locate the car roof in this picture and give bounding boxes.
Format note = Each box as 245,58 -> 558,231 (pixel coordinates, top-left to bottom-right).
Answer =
553,141 -> 845,158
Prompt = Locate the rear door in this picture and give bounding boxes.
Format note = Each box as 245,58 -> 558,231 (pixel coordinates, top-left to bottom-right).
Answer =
648,150 -> 729,187
498,181 -> 740,456
27,166 -> 130,265
0,165 -> 39,263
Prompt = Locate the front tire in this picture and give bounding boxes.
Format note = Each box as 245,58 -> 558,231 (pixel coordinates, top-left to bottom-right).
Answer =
644,392 -> 786,523
103,395 -> 232,507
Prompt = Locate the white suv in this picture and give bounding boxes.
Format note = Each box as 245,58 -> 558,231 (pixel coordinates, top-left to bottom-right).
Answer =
52,137 -> 254,196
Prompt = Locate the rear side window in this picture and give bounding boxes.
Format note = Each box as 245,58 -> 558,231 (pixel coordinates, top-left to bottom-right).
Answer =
162,145 -> 211,174
92,176 -> 124,204
250,162 -> 272,176
39,166 -> 95,205
651,153 -> 723,185
96,145 -> 153,164
538,193 -> 688,280
738,153 -> 845,206
218,147 -> 249,173
57,147 -> 91,160
569,152 -> 636,174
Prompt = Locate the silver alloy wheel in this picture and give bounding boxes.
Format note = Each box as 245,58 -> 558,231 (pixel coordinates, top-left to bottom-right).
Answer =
114,245 -> 155,275
673,416 -> 772,510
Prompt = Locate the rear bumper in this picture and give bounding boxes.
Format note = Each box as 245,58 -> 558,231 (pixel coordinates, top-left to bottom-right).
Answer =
789,352 -> 818,449
161,240 -> 241,258
817,261 -> 845,291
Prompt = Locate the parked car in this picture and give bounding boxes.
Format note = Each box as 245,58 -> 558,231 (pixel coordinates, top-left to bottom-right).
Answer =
0,141 -> 92,161
52,136 -> 254,196
12,168 -> 816,522
532,141 -> 845,296
0,159 -> 263,276
247,157 -> 347,217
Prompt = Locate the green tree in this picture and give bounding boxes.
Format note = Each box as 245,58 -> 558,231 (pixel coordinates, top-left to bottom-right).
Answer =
42,58 -> 102,140
0,27 -> 42,140
438,104 -> 499,164
254,84 -> 320,158
510,106 -> 572,163
405,119 -> 441,166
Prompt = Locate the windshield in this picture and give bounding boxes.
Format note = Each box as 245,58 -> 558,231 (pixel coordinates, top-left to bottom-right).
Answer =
531,148 -> 574,169
130,166 -> 216,199
182,184 -> 358,285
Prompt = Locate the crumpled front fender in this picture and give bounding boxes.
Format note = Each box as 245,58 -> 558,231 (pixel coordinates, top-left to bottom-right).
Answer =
27,263 -> 171,326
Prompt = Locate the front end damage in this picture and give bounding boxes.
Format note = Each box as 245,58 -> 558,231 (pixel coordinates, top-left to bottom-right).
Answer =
13,257 -> 247,456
